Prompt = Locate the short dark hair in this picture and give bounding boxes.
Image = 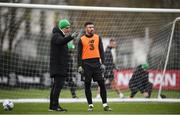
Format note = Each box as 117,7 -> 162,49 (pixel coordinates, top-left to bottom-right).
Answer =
110,38 -> 115,42
84,22 -> 94,27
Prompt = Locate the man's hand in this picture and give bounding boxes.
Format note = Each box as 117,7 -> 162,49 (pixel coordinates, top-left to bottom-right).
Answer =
78,66 -> 85,81
100,64 -> 106,73
78,66 -> 84,74
71,31 -> 79,38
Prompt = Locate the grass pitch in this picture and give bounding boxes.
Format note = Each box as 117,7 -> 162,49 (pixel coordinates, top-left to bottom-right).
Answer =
0,102 -> 180,114
0,88 -> 180,114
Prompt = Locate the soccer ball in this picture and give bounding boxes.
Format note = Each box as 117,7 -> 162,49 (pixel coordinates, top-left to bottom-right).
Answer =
2,100 -> 14,111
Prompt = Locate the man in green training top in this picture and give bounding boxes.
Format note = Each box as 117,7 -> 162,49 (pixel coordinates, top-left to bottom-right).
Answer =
65,41 -> 78,98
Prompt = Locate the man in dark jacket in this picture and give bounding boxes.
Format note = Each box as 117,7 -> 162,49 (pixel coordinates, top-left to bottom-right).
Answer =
129,63 -> 153,98
49,19 -> 78,112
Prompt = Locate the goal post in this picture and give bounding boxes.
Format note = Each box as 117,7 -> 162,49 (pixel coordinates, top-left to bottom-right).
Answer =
1,3 -> 180,13
157,17 -> 180,99
0,3 -> 180,103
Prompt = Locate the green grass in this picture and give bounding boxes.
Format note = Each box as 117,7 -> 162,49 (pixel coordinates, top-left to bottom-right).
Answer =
0,102 -> 180,114
0,88 -> 180,99
0,88 -> 180,114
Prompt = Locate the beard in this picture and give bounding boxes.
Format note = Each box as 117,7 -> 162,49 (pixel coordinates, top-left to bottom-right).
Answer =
87,30 -> 94,35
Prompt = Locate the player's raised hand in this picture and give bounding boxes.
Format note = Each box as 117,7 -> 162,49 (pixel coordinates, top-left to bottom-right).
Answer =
71,31 -> 79,38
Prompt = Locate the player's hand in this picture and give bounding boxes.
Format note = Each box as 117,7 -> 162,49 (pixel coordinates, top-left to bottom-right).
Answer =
100,64 -> 106,73
78,66 -> 84,74
71,31 -> 79,39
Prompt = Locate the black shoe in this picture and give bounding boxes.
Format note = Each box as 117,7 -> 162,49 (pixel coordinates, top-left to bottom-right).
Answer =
49,106 -> 67,112
72,96 -> 79,98
160,94 -> 166,98
104,106 -> 112,111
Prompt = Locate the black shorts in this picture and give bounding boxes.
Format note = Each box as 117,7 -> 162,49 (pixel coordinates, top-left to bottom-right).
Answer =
82,62 -> 104,82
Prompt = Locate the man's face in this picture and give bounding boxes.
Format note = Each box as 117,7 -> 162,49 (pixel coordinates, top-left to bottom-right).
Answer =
110,41 -> 117,48
85,24 -> 95,36
62,26 -> 71,35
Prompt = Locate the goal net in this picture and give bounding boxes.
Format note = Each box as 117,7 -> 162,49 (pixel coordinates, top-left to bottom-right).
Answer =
0,3 -> 180,103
